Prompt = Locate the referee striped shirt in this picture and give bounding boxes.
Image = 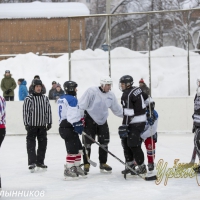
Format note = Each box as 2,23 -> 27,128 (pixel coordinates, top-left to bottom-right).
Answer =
23,94 -> 52,126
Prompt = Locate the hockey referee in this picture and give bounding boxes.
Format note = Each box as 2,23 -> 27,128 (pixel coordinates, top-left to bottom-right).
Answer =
23,79 -> 52,172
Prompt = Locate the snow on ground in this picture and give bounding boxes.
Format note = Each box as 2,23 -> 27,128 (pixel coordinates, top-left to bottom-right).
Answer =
0,1 -> 89,19
0,46 -> 200,100
0,133 -> 199,200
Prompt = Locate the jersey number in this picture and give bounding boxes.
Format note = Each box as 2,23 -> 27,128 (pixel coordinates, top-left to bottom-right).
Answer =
59,105 -> 62,120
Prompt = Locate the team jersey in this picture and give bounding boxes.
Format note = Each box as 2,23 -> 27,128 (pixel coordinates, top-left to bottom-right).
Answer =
57,94 -> 81,125
193,94 -> 200,126
121,86 -> 148,125
78,87 -> 123,125
140,110 -> 158,141
23,93 -> 52,126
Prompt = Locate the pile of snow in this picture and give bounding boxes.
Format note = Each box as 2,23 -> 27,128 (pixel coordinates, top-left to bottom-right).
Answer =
0,1 -> 90,19
0,46 -> 200,100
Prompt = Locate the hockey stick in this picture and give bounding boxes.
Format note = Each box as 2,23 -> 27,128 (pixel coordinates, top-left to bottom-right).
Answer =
148,96 -> 156,167
83,133 -> 97,167
83,132 -> 157,181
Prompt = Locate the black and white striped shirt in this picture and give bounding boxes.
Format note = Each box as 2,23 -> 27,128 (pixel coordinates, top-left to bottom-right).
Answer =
23,93 -> 52,126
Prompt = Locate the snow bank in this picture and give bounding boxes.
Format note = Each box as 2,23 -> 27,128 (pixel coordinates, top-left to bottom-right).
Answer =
0,46 -> 200,100
0,1 -> 90,19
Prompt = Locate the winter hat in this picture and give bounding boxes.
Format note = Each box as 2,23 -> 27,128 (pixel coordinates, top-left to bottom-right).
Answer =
5,70 -> 10,73
56,83 -> 61,88
18,78 -> 24,83
52,81 -> 57,85
34,75 -> 40,79
139,78 -> 144,84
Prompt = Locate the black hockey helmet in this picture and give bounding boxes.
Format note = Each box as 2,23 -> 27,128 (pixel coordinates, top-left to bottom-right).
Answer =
63,81 -> 78,94
32,79 -> 42,88
119,75 -> 134,91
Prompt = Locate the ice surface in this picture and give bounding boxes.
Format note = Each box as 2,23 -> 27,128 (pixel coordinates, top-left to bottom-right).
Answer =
0,133 -> 199,200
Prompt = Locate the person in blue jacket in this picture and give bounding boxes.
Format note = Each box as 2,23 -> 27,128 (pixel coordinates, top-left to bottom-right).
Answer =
18,78 -> 28,101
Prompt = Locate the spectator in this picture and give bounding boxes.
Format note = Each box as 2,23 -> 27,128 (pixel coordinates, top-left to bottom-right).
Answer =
18,78 -> 28,101
29,75 -> 46,94
48,81 -> 57,100
0,70 -> 17,101
139,78 -> 150,95
53,83 -> 64,101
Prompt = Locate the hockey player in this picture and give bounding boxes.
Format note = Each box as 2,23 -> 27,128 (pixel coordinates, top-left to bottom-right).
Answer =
78,77 -> 123,173
23,79 -> 52,172
118,75 -> 148,175
192,78 -> 200,173
57,81 -> 86,179
141,104 -> 158,172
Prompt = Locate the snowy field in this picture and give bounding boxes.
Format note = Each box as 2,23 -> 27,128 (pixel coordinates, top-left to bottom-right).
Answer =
0,133 -> 199,200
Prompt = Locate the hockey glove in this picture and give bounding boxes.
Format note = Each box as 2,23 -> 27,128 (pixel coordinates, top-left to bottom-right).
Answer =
118,125 -> 129,139
25,125 -> 31,132
73,121 -> 83,135
46,124 -> 52,131
147,116 -> 155,126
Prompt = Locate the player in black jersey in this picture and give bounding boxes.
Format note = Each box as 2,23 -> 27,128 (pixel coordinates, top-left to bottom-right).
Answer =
118,75 -> 148,175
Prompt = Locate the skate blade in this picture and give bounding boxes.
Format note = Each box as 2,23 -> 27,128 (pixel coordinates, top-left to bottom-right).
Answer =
64,176 -> 79,181
36,167 -> 47,172
29,168 -> 36,173
100,169 -> 112,173
78,175 -> 87,179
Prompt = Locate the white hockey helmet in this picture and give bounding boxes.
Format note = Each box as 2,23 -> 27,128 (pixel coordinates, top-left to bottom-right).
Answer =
100,76 -> 113,86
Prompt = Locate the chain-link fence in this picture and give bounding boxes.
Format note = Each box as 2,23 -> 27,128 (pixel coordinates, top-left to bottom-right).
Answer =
68,7 -> 200,96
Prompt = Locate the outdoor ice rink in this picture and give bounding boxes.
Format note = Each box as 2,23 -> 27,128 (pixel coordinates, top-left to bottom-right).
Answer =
0,133 -> 199,200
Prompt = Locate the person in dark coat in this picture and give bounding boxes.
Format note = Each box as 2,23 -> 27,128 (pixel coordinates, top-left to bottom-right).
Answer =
139,78 -> 150,96
48,81 -> 57,100
18,78 -> 28,101
0,70 -> 17,101
29,75 -> 46,95
53,84 -> 64,101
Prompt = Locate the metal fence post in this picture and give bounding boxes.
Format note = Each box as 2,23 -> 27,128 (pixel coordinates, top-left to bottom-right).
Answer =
108,15 -> 111,77
68,17 -> 71,81
187,12 -> 190,96
147,15 -> 152,96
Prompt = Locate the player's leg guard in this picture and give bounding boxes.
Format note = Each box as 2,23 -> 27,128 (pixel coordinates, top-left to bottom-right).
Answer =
74,150 -> 87,176
144,137 -> 156,171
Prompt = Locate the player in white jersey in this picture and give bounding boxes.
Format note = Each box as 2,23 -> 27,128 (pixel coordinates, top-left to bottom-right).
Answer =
192,78 -> 200,173
57,81 -> 86,179
78,77 -> 123,173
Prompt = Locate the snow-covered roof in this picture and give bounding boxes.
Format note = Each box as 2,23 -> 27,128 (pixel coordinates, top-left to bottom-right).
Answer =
0,1 -> 90,19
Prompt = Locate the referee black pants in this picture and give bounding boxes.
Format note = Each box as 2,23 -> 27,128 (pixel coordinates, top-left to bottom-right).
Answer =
0,128 -> 6,148
26,126 -> 47,165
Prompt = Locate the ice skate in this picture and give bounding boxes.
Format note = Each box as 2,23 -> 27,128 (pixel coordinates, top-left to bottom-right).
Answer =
100,163 -> 112,173
193,165 -> 200,174
147,163 -> 154,173
121,164 -> 137,175
28,164 -> 36,173
36,163 -> 48,171
84,164 -> 90,173
74,166 -> 87,178
135,164 -> 147,175
64,165 -> 78,180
